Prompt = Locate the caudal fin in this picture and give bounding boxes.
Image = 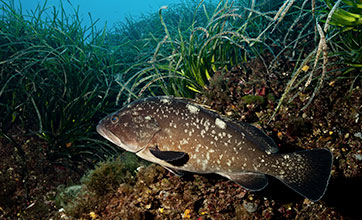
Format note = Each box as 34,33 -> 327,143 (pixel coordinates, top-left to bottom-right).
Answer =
271,149 -> 333,201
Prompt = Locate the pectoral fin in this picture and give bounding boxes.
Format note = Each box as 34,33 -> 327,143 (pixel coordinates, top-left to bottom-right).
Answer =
150,149 -> 189,166
218,172 -> 268,191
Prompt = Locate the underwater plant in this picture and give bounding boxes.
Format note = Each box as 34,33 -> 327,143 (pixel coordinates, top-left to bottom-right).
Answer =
56,154 -> 145,218
324,0 -> 362,72
80,154 -> 140,196
111,0 -> 333,115
113,0 -> 273,101
268,0 -> 361,119
0,0 -> 124,164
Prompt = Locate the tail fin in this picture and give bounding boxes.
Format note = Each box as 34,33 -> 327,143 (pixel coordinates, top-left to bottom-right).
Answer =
270,149 -> 333,201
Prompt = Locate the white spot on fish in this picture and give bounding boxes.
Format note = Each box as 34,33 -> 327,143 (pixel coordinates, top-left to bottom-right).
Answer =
202,160 -> 208,171
226,160 -> 232,167
188,128 -> 194,137
200,130 -> 206,138
160,98 -> 171,104
195,144 -> 201,152
215,118 -> 226,129
186,104 -> 199,114
204,120 -> 211,131
145,116 -> 151,120
180,139 -> 188,145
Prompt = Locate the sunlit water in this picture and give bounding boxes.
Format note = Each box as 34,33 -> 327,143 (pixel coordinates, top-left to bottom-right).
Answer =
1,0 -> 218,30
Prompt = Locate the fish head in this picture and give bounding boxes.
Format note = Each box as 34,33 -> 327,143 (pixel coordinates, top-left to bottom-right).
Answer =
96,106 -> 161,153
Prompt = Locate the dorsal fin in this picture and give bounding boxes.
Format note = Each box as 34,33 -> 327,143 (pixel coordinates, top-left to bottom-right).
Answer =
238,122 -> 278,153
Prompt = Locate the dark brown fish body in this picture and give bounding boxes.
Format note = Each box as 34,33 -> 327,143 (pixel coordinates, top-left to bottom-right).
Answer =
97,96 -> 333,201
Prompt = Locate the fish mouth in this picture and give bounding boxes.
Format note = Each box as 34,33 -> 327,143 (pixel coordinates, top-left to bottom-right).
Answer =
96,124 -> 123,147
96,123 -> 144,153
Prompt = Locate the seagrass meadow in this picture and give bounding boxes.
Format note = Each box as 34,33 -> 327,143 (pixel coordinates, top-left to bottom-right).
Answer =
0,0 -> 361,219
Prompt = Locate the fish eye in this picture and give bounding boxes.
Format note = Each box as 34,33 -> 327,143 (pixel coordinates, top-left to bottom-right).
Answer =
111,114 -> 119,124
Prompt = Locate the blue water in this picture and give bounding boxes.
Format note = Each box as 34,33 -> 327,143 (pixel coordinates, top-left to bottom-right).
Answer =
1,0 -> 217,30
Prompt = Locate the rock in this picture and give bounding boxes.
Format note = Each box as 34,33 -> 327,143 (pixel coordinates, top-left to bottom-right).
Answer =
354,154 -> 362,161
243,200 -> 258,213
354,132 -> 362,139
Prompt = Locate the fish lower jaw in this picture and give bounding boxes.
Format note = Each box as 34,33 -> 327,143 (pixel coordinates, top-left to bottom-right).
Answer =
98,128 -> 122,145
97,126 -> 139,152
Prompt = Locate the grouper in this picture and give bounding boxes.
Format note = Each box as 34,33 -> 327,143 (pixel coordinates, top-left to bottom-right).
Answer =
96,96 -> 333,201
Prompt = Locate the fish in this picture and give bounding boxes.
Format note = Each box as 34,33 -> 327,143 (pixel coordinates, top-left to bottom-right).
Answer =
96,96 -> 333,201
